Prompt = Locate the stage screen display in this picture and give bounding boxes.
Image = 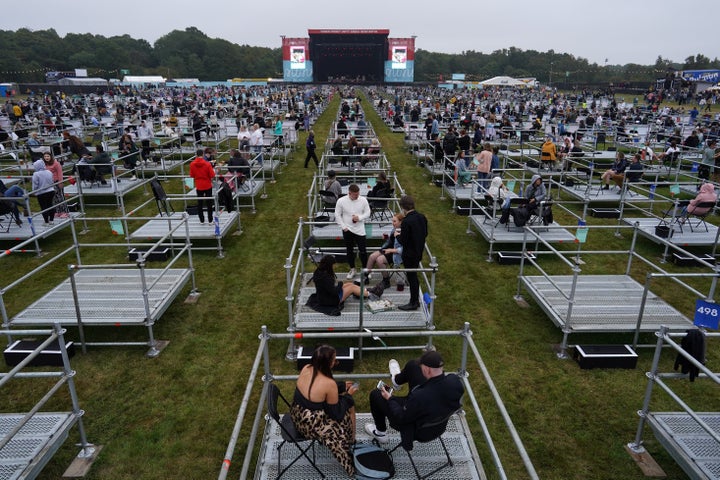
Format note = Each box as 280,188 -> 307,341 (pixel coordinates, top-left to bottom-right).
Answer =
282,38 -> 313,82
385,38 -> 414,82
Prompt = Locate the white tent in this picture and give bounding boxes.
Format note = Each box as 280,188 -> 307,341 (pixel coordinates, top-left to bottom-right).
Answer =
479,75 -> 526,87
122,75 -> 165,84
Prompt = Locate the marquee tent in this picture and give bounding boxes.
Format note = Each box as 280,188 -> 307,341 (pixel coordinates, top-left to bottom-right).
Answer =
479,75 -> 526,87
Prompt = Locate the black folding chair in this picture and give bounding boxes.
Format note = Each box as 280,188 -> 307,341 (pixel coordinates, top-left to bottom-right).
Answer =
150,177 -> 174,216
687,201 -> 716,233
387,409 -> 459,480
318,190 -> 337,220
266,383 -> 325,479
370,187 -> 394,222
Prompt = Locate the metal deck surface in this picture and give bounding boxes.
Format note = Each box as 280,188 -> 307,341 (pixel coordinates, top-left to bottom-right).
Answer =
187,180 -> 266,198
310,223 -> 394,240
521,274 -> 692,332
0,212 -> 83,241
129,211 -> 240,240
622,217 -> 720,247
294,282 -> 430,331
647,412 -> 720,480
469,215 -> 578,244
255,413 -> 484,480
558,183 -> 649,202
8,268 -> 191,327
63,177 -> 149,196
0,412 -> 77,480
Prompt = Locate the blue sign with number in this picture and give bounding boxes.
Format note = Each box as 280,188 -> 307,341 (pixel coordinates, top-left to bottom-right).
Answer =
694,299 -> 719,329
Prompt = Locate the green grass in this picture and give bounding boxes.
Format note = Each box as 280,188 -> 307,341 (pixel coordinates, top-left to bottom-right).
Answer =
1,91 -> 718,480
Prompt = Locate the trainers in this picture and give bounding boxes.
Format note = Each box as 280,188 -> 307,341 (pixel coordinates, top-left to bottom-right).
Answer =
389,359 -> 401,389
364,423 -> 388,444
389,359 -> 401,377
130,175 -> 137,181
346,268 -> 356,280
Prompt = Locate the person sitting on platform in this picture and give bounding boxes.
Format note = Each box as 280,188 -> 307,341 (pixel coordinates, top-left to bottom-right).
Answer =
331,135 -> 344,162
0,179 -> 27,226
309,255 -> 385,312
613,153 -> 643,187
62,130 -> 91,160
680,182 -> 718,221
657,140 -> 681,167
89,144 -> 114,185
488,176 -> 512,210
365,350 -> 464,444
322,170 -> 342,207
601,151 -> 627,190
499,174 -> 547,226
365,212 -> 404,288
290,344 -> 359,477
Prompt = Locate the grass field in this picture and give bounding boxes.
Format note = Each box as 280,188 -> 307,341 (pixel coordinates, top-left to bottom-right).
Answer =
1,91 -> 718,480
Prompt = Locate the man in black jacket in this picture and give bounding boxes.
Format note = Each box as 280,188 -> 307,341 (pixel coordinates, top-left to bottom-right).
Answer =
365,350 -> 464,444
397,195 -> 428,310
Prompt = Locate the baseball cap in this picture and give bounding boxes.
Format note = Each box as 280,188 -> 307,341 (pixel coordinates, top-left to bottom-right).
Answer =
420,351 -> 444,368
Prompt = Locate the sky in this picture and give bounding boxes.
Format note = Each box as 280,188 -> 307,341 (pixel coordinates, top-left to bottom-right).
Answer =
3,0 -> 719,67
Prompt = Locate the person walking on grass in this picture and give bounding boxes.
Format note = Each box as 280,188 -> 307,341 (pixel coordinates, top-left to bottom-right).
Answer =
304,130 -> 319,168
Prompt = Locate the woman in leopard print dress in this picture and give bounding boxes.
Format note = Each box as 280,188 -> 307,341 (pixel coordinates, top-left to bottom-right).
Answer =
291,344 -> 358,476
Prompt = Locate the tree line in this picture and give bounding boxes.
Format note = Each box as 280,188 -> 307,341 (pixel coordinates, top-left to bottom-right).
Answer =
0,27 -> 717,85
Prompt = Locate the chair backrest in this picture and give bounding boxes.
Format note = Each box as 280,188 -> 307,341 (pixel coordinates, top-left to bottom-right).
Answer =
0,198 -> 16,216
303,235 -> 317,252
266,383 -> 282,422
401,409 -> 458,450
691,201 -> 716,217
318,189 -> 337,205
626,170 -> 643,183
150,178 -> 167,201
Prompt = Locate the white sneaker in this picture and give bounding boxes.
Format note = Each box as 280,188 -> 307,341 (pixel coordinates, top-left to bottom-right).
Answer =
346,268 -> 356,280
364,423 -> 388,444
389,359 -> 401,389
130,175 -> 137,181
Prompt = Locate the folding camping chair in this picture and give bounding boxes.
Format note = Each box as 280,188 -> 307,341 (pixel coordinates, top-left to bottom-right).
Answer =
150,177 -> 174,216
266,383 -> 325,479
687,201 -> 716,233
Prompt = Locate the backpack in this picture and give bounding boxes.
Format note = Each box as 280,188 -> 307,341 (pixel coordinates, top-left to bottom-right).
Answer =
353,443 -> 395,479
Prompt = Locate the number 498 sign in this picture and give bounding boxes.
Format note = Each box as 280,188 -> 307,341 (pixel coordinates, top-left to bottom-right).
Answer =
694,299 -> 720,329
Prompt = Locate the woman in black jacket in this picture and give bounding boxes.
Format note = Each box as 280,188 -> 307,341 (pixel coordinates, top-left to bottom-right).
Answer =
313,255 -> 384,307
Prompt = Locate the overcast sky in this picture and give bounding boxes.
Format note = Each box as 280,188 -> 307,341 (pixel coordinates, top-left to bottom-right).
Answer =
3,0 -> 718,67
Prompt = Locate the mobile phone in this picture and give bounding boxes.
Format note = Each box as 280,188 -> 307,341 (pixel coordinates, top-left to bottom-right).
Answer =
376,380 -> 393,394
351,382 -> 360,391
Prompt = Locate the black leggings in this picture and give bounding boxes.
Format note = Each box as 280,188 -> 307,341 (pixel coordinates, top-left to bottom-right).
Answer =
37,191 -> 55,223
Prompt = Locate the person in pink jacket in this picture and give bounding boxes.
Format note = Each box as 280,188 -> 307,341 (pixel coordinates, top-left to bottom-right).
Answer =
681,182 -> 717,221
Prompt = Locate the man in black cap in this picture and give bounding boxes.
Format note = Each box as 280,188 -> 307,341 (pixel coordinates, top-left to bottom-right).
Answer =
365,350 -> 464,443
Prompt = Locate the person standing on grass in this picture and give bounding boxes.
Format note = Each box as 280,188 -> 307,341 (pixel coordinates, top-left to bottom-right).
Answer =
304,130 -> 319,168
397,195 -> 428,311
335,184 -> 370,280
189,148 -> 216,225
